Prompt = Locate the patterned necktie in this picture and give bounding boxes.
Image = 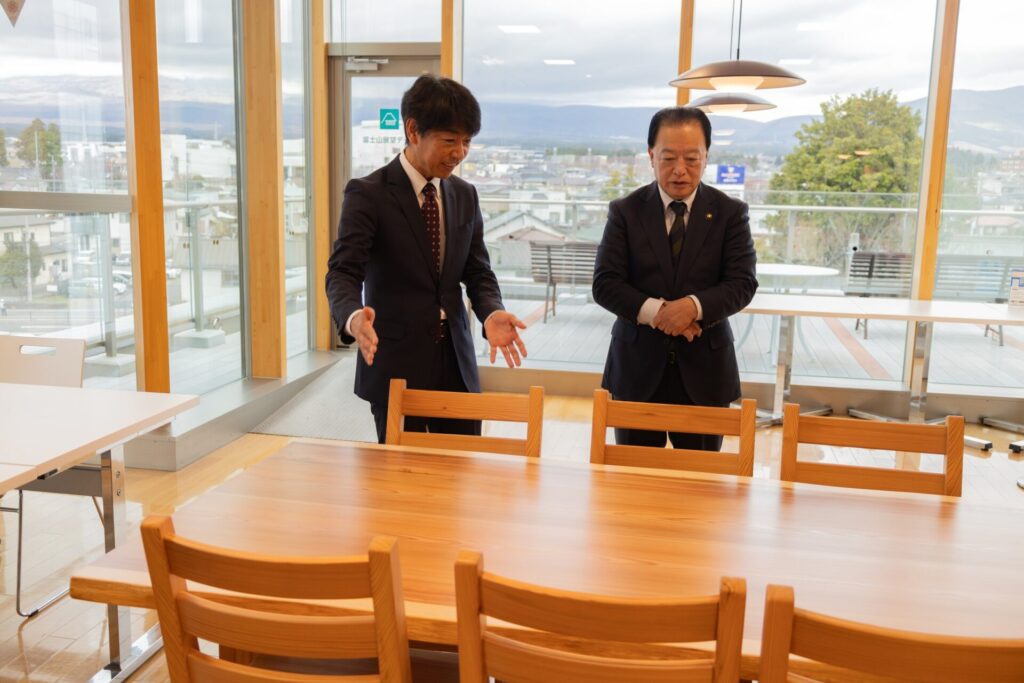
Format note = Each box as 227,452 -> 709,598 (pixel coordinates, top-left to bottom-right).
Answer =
669,200 -> 687,265
421,182 -> 441,273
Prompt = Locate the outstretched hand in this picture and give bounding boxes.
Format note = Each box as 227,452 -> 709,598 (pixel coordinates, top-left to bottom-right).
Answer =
350,306 -> 378,365
484,311 -> 528,367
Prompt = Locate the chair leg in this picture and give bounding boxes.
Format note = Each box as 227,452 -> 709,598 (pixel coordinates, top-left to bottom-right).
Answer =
14,490 -> 69,618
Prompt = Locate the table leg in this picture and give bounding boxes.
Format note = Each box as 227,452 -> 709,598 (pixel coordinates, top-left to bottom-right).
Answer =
86,447 -> 165,681
980,418 -> 1024,455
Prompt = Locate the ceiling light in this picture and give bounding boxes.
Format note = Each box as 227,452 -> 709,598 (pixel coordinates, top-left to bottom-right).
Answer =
672,59 -> 804,91
499,25 -> 540,34
671,0 -> 805,93
779,58 -> 812,66
689,92 -> 776,113
854,149 -> 874,156
543,59 -> 575,66
837,154 -> 852,160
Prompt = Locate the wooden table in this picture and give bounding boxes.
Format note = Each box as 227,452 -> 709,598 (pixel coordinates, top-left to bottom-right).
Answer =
0,382 -> 198,682
70,440 -> 1024,678
743,293 -> 1024,450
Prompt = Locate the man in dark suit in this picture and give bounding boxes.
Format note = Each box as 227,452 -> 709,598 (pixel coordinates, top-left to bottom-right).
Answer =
593,107 -> 758,451
326,75 -> 527,443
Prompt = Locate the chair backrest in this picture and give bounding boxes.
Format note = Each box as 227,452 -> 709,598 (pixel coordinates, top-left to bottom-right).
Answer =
780,403 -> 964,496
455,549 -> 746,683
529,241 -> 598,285
760,584 -> 1024,683
385,378 -> 544,457
0,334 -> 85,387
590,390 -> 757,476
141,515 -> 412,683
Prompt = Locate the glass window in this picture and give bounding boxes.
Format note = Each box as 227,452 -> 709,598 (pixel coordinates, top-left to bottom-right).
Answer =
282,0 -> 309,356
932,0 -> 1024,392
691,0 -> 936,385
1,1 -> 138,388
332,0 -> 440,42
462,0 -> 679,368
0,0 -> 127,193
157,0 -> 245,394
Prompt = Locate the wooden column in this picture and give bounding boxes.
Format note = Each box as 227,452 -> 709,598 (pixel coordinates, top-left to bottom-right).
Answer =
311,0 -> 332,350
242,0 -> 286,378
912,0 -> 961,301
120,0 -> 169,392
441,0 -> 454,78
676,0 -> 696,106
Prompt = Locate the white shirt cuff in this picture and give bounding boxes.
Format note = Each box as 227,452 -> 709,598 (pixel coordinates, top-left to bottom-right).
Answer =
638,297 -> 664,326
344,309 -> 360,337
688,294 -> 703,321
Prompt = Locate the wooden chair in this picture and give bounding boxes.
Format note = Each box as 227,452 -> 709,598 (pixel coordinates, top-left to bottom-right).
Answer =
590,390 -> 757,476
760,584 -> 1024,682
0,334 -> 88,617
385,378 -> 544,457
780,403 -> 964,496
455,549 -> 746,682
141,514 -> 413,682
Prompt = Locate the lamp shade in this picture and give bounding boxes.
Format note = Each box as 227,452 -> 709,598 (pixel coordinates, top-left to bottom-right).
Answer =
688,92 -> 775,113
670,59 -> 805,91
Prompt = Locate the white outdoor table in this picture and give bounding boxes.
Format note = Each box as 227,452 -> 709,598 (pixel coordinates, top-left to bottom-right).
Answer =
741,293 -> 1024,453
0,382 -> 198,682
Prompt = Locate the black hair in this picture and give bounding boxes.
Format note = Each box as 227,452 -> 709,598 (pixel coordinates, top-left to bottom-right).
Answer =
400,74 -> 482,142
647,107 -> 712,149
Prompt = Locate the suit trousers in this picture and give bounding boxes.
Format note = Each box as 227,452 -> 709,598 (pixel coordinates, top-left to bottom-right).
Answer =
614,354 -> 725,452
370,321 -> 482,444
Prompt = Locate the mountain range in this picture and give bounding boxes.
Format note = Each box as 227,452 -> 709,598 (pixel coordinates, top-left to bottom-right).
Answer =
2,76 -> 1024,157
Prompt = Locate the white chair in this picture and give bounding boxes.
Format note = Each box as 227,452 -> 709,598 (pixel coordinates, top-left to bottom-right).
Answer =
0,334 -> 89,617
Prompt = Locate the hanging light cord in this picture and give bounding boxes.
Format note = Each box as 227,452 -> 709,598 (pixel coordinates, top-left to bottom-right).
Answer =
728,0 -> 737,60
736,0 -> 744,60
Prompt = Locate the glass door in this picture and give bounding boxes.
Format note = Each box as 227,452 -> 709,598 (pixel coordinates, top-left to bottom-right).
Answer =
328,43 -> 440,232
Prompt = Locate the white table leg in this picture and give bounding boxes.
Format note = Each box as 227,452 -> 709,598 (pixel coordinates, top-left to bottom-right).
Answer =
86,447 -> 164,681
759,314 -> 832,427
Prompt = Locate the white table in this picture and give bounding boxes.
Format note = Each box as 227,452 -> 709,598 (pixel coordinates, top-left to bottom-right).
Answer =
745,264 -> 840,356
0,383 -> 198,682
741,293 -> 1024,451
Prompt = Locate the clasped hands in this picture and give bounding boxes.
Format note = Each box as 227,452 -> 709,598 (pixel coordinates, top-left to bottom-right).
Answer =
652,297 -> 702,342
349,306 -> 528,368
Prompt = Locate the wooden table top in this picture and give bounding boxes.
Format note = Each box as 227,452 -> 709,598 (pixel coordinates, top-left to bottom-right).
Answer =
0,383 -> 198,486
746,292 -> 1024,325
70,439 -> 1024,651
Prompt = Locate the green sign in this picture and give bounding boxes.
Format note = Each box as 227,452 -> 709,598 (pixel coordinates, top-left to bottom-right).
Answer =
379,109 -> 400,130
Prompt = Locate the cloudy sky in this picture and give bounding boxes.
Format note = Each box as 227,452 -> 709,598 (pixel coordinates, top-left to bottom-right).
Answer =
1,0 -> 1022,121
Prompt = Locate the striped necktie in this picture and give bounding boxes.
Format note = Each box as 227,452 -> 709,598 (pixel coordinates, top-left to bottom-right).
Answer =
669,200 -> 687,265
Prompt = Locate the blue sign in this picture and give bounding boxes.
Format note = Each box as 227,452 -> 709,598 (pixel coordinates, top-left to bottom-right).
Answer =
379,108 -> 400,130
716,164 -> 746,185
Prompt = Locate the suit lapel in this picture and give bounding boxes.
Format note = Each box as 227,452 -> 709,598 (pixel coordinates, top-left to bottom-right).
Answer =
385,156 -> 439,284
440,178 -> 458,282
676,183 -> 715,288
640,182 -> 675,290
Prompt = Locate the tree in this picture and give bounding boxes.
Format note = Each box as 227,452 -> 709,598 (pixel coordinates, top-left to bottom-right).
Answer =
0,238 -> 43,289
17,119 -> 63,180
0,129 -> 8,167
764,89 -> 922,267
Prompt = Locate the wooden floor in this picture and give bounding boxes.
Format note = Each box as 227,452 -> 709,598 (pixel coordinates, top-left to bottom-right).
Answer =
2,396 -> 1023,681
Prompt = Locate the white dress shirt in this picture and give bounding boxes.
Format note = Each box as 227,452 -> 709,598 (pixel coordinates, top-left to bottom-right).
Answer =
636,183 -> 704,327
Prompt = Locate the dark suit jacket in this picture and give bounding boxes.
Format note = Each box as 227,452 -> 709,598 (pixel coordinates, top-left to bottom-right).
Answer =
592,181 -> 758,406
325,155 -> 504,407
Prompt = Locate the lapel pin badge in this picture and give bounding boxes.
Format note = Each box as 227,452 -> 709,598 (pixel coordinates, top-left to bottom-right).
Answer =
706,213 -> 713,220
